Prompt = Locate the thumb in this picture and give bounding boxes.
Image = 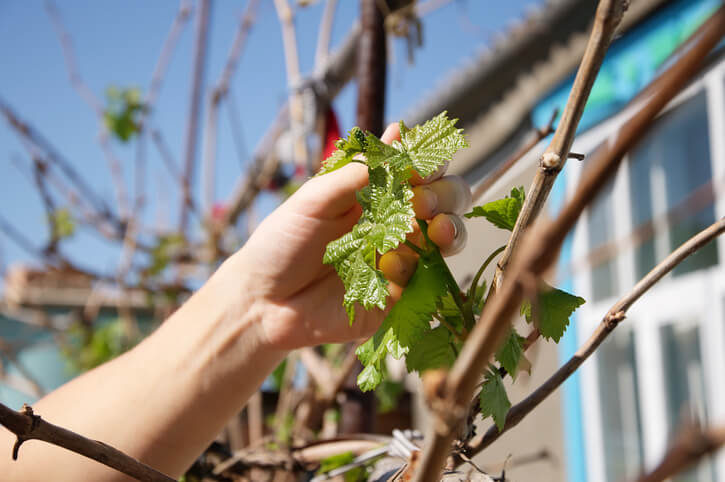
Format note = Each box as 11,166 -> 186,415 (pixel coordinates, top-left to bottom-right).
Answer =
291,162 -> 369,219
289,122 -> 402,219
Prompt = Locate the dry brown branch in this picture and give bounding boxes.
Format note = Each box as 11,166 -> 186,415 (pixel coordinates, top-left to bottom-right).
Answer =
634,423 -> 725,482
315,0 -> 339,72
202,0 -> 261,215
220,0 -> 457,227
410,4 -> 725,479
99,134 -> 131,219
0,98 -> 113,225
471,108 -> 558,203
151,129 -> 200,220
274,0 -> 310,173
299,348 -> 335,396
46,1 -> 134,219
247,391 -> 264,445
488,0 -> 628,298
0,403 -> 175,482
44,1 -> 103,116
564,173 -> 724,278
179,0 -> 211,232
467,216 -> 725,455
146,0 -> 193,111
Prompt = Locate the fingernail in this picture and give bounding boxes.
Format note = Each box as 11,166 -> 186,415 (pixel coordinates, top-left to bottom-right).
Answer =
442,216 -> 467,256
412,186 -> 438,218
421,186 -> 438,216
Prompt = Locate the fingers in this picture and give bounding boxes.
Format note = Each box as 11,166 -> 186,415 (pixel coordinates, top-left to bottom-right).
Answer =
411,175 -> 472,219
410,160 -> 449,186
292,162 -> 368,219
379,250 -> 418,287
292,123 -> 403,220
380,122 -> 401,144
428,213 -> 467,256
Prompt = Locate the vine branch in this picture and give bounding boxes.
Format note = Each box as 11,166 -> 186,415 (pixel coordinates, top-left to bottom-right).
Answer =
489,0 -> 628,298
634,423 -> 725,482
0,403 -> 175,482
466,216 -> 725,455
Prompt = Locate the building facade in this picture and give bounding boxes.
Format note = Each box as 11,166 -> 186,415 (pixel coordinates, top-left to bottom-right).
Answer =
409,0 -> 725,480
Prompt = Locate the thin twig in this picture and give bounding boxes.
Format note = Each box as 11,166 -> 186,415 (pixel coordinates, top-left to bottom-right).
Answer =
314,0 -> 338,73
488,0 -> 627,298
151,129 -> 200,220
0,403 -> 175,481
472,108 -> 558,203
274,0 -> 309,171
0,98 -> 113,225
410,4 -> 725,480
146,0 -> 193,111
179,0 -> 211,232
633,423 -> 725,482
466,217 -> 725,455
202,0 -> 261,215
220,0 -> 458,226
44,1 -> 103,116
46,1 -> 132,219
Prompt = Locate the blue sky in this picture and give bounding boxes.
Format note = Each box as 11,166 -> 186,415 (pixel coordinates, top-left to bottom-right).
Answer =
0,0 -> 541,278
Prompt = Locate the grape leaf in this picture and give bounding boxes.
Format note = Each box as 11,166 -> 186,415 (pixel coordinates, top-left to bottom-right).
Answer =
323,113 -> 466,324
479,368 -> 511,431
495,329 -> 525,378
363,112 -> 467,176
405,325 -> 457,373
103,86 -> 145,142
356,254 -> 449,391
465,186 -> 525,231
520,283 -> 586,342
376,379 -> 404,413
51,208 -> 75,239
324,165 -> 415,322
400,111 -> 468,177
316,127 -> 367,176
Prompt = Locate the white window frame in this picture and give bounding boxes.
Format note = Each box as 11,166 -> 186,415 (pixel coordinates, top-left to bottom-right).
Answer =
563,56 -> 725,482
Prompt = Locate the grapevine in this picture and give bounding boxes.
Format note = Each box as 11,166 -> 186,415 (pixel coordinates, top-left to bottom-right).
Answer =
319,111 -> 585,430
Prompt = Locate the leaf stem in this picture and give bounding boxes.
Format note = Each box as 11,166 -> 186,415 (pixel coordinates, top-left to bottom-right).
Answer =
467,245 -> 505,301
403,239 -> 425,256
415,219 -> 474,331
433,313 -> 465,342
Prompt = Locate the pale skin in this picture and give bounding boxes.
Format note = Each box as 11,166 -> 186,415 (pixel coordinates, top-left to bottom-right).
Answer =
0,124 -> 471,481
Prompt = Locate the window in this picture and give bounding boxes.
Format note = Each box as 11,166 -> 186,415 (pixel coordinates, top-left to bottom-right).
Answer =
660,323 -> 716,482
587,178 -> 618,302
628,92 -> 719,280
597,328 -> 644,481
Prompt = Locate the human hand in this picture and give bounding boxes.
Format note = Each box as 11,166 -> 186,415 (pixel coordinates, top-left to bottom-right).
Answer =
230,123 -> 471,350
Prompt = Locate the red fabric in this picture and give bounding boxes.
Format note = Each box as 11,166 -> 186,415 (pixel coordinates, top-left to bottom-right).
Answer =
322,107 -> 341,161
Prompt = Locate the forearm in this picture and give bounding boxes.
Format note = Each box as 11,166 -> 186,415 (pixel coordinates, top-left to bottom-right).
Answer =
2,253 -> 287,481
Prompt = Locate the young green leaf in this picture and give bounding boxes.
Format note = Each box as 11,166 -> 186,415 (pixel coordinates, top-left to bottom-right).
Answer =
465,186 -> 525,231
316,451 -> 367,481
479,368 -> 511,431
316,127 -> 366,176
324,165 -> 415,322
51,208 -> 75,239
356,254 -> 449,391
323,113 -> 466,324
521,283 -> 586,342
495,329 -> 525,378
317,451 -> 356,474
400,111 -> 468,177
